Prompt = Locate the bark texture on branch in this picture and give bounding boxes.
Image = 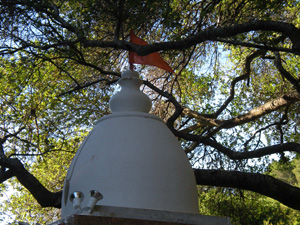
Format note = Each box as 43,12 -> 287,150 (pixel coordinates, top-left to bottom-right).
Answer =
181,92 -> 300,132
194,169 -> 300,210
0,157 -> 62,208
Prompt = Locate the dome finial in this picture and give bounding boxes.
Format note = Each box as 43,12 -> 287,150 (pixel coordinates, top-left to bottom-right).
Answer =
109,70 -> 152,113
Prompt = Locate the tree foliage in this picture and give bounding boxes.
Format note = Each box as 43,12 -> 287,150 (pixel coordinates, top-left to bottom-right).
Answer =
1,150 -> 74,223
199,157 -> 300,225
0,0 -> 300,223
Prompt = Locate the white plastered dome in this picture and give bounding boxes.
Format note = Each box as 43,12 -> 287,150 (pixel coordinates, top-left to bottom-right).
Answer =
61,70 -> 198,218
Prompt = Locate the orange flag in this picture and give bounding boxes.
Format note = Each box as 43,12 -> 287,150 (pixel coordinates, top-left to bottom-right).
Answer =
129,30 -> 175,74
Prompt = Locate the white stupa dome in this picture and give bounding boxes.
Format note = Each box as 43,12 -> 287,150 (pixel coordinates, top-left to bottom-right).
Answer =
61,70 -> 199,218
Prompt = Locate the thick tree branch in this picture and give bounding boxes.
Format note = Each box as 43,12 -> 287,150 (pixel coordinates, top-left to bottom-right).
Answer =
194,169 -> 300,210
7,19 -> 298,56
3,2 -> 300,57
83,20 -> 300,55
0,157 -> 61,208
0,169 -> 14,183
208,92 -> 300,136
181,108 -> 220,128
181,92 -> 300,134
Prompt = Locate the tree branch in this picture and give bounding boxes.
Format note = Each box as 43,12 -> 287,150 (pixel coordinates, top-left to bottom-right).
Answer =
274,51 -> 300,93
216,38 -> 300,55
83,20 -> 300,55
3,14 -> 300,64
214,49 -> 267,117
143,80 -> 183,129
198,138 -> 300,160
208,93 -> 299,137
114,0 -> 125,41
45,4 -> 84,41
181,92 -> 300,134
194,169 -> 300,210
0,169 -> 14,183
58,78 -> 119,97
0,157 -> 61,208
174,126 -> 300,160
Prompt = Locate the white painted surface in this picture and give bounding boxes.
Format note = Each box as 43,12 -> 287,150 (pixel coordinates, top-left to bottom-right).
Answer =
61,70 -> 198,218
109,70 -> 152,113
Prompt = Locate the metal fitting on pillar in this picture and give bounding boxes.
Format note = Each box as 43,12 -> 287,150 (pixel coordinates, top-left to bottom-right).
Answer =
70,191 -> 84,213
85,190 -> 103,214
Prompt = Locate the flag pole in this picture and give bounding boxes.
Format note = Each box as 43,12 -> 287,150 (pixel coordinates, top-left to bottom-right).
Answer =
130,63 -> 134,71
